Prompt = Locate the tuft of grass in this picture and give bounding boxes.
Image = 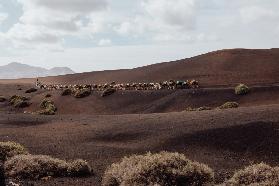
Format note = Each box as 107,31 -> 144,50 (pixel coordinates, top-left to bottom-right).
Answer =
219,102 -> 239,109
4,155 -> 92,179
74,89 -> 91,98
102,88 -> 116,97
61,89 -> 72,96
9,95 -> 30,108
0,141 -> 28,161
235,84 -> 249,95
223,163 -> 279,186
37,99 -> 57,115
102,151 -> 214,186
25,88 -> 37,94
0,96 -> 6,102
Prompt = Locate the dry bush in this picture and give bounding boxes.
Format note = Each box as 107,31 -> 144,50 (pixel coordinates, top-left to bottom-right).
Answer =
9,95 -> 30,108
102,152 -> 214,186
0,96 -> 6,102
218,102 -> 239,109
235,84 -> 249,95
61,89 -> 72,96
0,142 -> 28,161
4,155 -> 92,179
38,99 -> 57,115
25,88 -> 37,94
223,163 -> 279,186
102,88 -> 116,97
74,89 -> 91,98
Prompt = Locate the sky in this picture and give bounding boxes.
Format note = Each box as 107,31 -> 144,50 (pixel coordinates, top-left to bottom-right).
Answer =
0,0 -> 279,72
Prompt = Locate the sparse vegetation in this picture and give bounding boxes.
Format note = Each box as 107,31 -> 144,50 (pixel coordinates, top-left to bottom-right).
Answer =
102,151 -> 214,186
0,96 -> 6,102
25,88 -> 37,93
38,99 -> 57,115
4,155 -> 92,179
235,84 -> 249,95
0,141 -> 28,161
102,88 -> 116,97
61,89 -> 72,96
219,102 -> 239,109
223,163 -> 279,186
74,89 -> 91,98
9,95 -> 30,108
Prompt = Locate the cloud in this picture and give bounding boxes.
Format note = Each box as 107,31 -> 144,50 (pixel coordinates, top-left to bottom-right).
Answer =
1,0 -> 109,49
31,0 -> 107,13
114,0 -> 198,42
0,12 -> 8,24
98,39 -> 112,46
240,6 -> 278,23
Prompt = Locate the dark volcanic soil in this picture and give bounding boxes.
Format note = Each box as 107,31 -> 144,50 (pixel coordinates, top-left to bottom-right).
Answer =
0,105 -> 279,185
1,49 -> 279,185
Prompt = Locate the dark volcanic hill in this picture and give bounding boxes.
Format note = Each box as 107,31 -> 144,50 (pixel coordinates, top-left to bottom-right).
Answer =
1,48 -> 279,87
37,48 -> 279,87
0,62 -> 75,79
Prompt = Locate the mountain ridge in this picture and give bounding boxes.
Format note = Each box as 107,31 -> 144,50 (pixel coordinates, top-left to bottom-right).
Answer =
0,62 -> 75,79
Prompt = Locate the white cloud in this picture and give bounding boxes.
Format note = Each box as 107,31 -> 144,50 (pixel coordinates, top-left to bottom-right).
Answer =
240,6 -> 278,23
114,0 -> 198,42
1,0 -> 109,49
98,39 -> 112,46
0,12 -> 8,24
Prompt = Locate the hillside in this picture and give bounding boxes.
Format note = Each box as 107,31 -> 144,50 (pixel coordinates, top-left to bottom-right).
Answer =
34,48 -> 279,87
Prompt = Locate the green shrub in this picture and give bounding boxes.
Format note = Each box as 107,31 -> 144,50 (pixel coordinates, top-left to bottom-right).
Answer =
38,100 -> 57,115
0,141 -> 28,161
224,163 -> 279,186
219,102 -> 239,109
9,95 -> 30,108
61,89 -> 72,96
4,155 -> 92,179
102,88 -> 116,97
0,96 -> 6,102
102,152 -> 214,186
25,88 -> 37,94
235,84 -> 249,95
74,89 -> 91,98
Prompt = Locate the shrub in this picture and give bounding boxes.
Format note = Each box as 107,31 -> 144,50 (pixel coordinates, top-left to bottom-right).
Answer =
61,89 -> 72,96
224,163 -> 279,186
219,102 -> 239,109
0,142 -> 28,161
9,95 -> 30,108
38,100 -> 57,115
25,88 -> 37,94
4,155 -> 92,179
102,152 -> 214,186
235,84 -> 249,95
0,96 -> 6,102
102,88 -> 116,97
74,89 -> 91,98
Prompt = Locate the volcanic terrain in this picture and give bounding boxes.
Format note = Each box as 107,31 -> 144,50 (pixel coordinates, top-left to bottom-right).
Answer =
0,48 -> 279,185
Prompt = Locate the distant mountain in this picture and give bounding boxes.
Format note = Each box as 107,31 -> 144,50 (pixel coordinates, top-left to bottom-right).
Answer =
0,62 -> 75,79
